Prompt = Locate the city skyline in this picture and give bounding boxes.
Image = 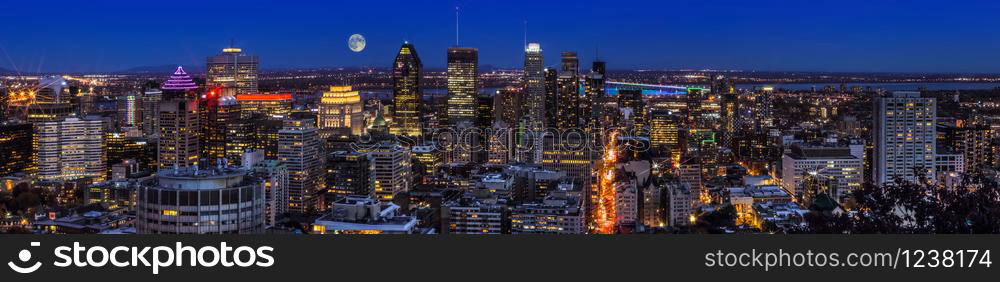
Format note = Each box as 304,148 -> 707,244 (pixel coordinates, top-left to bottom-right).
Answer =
3,1 -> 1000,73
2,1 -> 1000,237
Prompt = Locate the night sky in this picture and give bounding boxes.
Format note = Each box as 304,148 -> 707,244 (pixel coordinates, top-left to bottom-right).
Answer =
2,0 -> 999,73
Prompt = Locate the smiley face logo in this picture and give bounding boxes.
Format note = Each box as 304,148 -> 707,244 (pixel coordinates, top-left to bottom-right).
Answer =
8,242 -> 42,274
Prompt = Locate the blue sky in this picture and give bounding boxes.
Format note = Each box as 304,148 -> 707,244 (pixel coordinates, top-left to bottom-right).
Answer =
1,0 -> 999,73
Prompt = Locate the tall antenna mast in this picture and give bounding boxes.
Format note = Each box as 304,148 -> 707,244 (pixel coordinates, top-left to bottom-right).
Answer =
523,20 -> 528,49
455,6 -> 460,47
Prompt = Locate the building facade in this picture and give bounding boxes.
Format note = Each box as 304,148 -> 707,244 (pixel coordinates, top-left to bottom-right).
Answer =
136,167 -> 265,234
36,117 -> 106,182
206,47 -> 259,96
318,86 -> 364,138
873,91 -> 937,184
446,47 -> 478,125
391,42 -> 423,137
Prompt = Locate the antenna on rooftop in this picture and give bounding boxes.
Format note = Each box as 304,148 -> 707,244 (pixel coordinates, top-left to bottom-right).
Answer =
455,6 -> 460,47
523,20 -> 528,49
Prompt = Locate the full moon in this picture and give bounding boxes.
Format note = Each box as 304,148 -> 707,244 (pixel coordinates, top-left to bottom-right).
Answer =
348,34 -> 366,52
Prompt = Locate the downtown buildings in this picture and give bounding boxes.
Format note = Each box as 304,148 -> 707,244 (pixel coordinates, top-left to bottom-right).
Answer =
446,47 -> 478,126
278,119 -> 325,213
390,42 -> 423,137
319,86 -> 364,138
158,98 -> 200,169
36,117 -> 106,182
136,167 -> 266,234
873,91 -> 937,184
206,47 -> 259,96
0,122 -> 33,176
781,144 -> 863,201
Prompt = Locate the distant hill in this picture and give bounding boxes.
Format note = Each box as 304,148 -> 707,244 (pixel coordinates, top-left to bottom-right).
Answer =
118,65 -> 205,74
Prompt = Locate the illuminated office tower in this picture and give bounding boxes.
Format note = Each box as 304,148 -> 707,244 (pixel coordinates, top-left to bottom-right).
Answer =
206,47 -> 258,95
326,151 -> 372,198
446,47 -> 478,125
278,119 -> 324,213
106,132 -> 154,174
939,126 -> 994,172
410,145 -> 439,184
247,114 -> 284,160
873,91 -> 937,185
739,90 -> 774,167
719,92 -> 739,152
220,97 -> 248,166
542,134 -> 598,191
36,117 -> 106,182
136,167 -> 265,234
236,93 -> 292,118
141,87 -> 162,137
158,98 -> 200,169
583,60 -> 606,130
198,90 -> 239,167
618,89 -> 645,129
390,42 -> 423,137
686,88 -> 704,126
248,158 -> 288,228
650,110 -> 680,153
366,141 -> 411,203
523,43 -> 545,127
556,52 -> 580,130
543,68 -> 559,127
0,122 -> 33,176
493,86 -> 523,127
715,77 -> 738,151
119,92 -> 140,129
318,86 -> 364,138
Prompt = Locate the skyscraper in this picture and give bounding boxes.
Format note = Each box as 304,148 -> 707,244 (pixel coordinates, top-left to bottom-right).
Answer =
390,42 -> 423,137
278,119 -> 324,213
493,86 -> 523,127
0,122 -> 33,176
583,60 -> 606,130
366,142 -> 412,203
326,151 -> 372,198
650,110 -> 680,154
446,47 -> 478,126
206,47 -> 259,96
247,157 -> 288,228
318,86 -> 364,138
523,43 -> 545,127
719,92 -> 739,153
36,117 -> 106,182
873,91 -> 937,185
158,98 -> 200,169
141,87 -> 162,137
199,90 -> 241,167
556,52 -> 580,130
544,68 -> 559,128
